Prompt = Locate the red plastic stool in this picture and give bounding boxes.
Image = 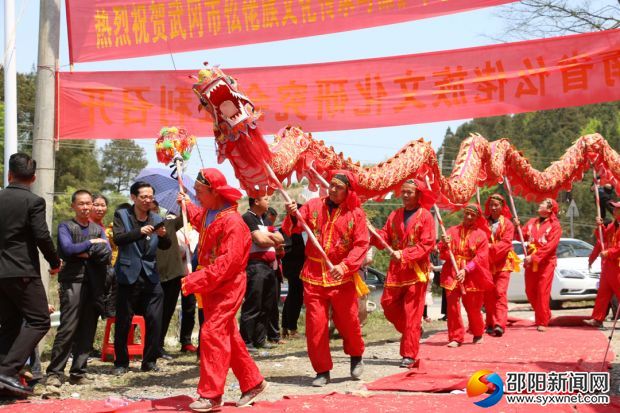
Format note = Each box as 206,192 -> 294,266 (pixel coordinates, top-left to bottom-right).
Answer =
101,316 -> 146,362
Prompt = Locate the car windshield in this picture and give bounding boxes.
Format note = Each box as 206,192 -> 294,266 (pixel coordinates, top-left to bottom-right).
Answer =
557,239 -> 593,258
512,239 -> 593,258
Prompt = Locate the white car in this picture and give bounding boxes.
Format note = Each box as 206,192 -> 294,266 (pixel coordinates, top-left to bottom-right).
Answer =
506,238 -> 601,309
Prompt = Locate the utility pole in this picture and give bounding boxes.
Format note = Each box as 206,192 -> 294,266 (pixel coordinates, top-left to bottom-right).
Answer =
31,0 -> 60,294
3,0 -> 17,187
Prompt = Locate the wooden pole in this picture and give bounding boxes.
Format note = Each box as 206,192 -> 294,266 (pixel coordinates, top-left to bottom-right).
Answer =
174,159 -> 194,275
425,176 -> 466,295
263,162 -> 334,270
503,176 -> 528,257
591,167 -> 606,250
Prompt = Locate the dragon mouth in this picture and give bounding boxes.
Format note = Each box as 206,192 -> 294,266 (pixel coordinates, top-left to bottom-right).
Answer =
204,79 -> 250,127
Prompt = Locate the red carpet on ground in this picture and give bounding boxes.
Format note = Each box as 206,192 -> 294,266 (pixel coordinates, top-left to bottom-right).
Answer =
0,393 -> 583,413
366,322 -> 613,393
0,320 -> 615,413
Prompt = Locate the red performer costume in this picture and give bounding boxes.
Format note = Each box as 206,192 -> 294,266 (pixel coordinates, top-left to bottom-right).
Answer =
283,170 -> 369,386
371,179 -> 435,367
483,194 -> 518,336
521,198 -> 562,330
181,169 -> 266,412
439,204 -> 493,347
586,202 -> 620,325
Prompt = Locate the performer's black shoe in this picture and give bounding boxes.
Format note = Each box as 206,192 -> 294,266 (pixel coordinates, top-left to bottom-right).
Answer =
399,357 -> 415,368
485,326 -> 494,335
312,372 -> 330,387
350,356 -> 364,379
493,326 -> 504,337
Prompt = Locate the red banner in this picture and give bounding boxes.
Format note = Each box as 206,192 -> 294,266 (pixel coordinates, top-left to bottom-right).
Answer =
66,0 -> 516,64
58,29 -> 620,140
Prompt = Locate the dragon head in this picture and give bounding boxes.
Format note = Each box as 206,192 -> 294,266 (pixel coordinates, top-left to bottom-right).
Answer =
192,64 -> 261,142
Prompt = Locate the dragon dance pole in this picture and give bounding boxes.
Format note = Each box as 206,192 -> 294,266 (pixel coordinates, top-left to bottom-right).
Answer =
155,127 -> 195,275
601,304 -> 620,371
308,166 -> 396,256
174,158 -> 194,275
263,162 -> 334,270
424,177 -> 466,295
591,166 -> 606,250
503,176 -> 528,258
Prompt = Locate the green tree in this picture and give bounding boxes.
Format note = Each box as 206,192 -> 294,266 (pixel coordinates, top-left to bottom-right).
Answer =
55,141 -> 104,193
1,70 -> 37,181
100,140 -> 148,192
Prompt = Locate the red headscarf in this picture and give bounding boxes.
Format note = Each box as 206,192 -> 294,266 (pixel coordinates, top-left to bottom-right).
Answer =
484,193 -> 512,219
327,169 -> 361,210
195,168 -> 243,204
542,198 -> 560,224
464,203 -> 491,236
398,179 -> 437,210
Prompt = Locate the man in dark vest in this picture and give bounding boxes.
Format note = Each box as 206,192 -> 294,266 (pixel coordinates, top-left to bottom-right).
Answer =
45,190 -> 110,387
0,153 -> 61,397
112,181 -> 170,375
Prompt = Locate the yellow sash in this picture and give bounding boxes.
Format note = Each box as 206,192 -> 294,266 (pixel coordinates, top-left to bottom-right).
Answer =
527,244 -> 538,272
354,272 -> 370,297
410,261 -> 428,282
506,250 -> 522,272
307,256 -> 369,297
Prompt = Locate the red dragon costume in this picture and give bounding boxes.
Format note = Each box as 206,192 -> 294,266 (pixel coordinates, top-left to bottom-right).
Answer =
371,179 -> 435,366
181,169 -> 264,409
587,202 -> 620,324
439,204 -> 493,346
483,194 -> 519,335
282,170 -> 369,383
521,198 -> 562,329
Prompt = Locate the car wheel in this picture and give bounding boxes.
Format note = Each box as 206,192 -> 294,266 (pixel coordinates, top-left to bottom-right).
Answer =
550,299 -> 563,310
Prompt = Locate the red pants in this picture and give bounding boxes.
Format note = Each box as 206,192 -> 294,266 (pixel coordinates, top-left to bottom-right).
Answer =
524,261 -> 555,327
591,266 -> 620,322
446,289 -> 484,343
381,282 -> 426,359
484,271 -> 511,330
197,290 -> 263,399
304,282 -> 364,373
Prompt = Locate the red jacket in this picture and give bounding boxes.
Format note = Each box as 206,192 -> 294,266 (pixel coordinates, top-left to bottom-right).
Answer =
439,224 -> 493,292
590,221 -> 620,272
488,215 -> 518,274
372,207 -> 435,287
522,217 -> 562,271
182,202 -> 250,295
282,197 -> 369,287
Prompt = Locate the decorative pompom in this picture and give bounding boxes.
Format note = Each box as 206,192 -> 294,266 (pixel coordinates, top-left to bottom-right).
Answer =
155,126 -> 196,165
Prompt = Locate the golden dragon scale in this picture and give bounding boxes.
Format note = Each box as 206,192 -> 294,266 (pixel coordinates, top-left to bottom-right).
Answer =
269,126 -> 620,207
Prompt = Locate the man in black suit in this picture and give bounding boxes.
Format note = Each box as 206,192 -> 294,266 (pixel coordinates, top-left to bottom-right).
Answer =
0,153 -> 61,397
112,181 -> 170,375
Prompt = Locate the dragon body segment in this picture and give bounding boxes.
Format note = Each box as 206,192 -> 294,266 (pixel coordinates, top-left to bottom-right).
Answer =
270,126 -> 620,206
